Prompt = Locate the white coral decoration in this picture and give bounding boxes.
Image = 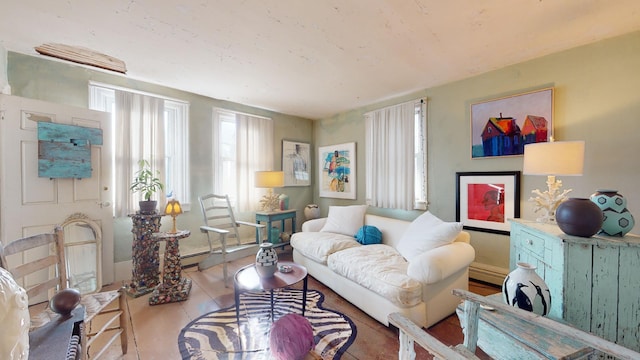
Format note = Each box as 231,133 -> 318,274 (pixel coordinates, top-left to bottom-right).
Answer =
528,177 -> 572,223
259,193 -> 281,211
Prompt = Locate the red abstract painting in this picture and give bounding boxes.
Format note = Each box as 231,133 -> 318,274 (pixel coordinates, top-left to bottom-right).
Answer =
467,183 -> 505,223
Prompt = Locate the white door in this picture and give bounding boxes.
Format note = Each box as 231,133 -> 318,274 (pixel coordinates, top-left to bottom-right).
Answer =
0,94 -> 114,284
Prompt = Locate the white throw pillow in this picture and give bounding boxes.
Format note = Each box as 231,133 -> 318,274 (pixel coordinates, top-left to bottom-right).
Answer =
396,211 -> 462,261
320,205 -> 368,236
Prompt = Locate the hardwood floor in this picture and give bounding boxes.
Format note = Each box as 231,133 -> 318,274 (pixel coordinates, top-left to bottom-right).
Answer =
101,249 -> 500,359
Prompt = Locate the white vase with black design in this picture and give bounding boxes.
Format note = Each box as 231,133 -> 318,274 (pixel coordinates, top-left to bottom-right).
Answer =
502,262 -> 551,316
255,242 -> 278,278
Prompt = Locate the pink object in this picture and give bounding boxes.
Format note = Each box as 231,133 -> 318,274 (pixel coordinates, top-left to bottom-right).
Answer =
270,313 -> 315,360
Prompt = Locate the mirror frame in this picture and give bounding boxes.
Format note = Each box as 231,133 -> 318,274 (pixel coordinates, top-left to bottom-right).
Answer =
61,213 -> 102,294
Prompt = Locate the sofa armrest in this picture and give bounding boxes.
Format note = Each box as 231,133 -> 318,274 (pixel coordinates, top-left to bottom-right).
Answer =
301,218 -> 327,232
406,242 -> 475,284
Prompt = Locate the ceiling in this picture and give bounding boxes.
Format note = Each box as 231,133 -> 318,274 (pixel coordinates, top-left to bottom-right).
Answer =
2,1 -> 640,120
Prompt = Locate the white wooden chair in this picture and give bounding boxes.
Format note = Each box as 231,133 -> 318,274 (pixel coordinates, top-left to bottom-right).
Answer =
198,194 -> 264,286
0,227 -> 128,360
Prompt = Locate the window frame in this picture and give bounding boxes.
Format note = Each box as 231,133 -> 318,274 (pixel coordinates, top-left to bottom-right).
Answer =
88,82 -> 191,213
365,99 -> 427,210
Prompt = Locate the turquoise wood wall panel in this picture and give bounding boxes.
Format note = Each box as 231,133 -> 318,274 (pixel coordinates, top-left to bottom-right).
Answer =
37,122 -> 103,178
37,122 -> 103,145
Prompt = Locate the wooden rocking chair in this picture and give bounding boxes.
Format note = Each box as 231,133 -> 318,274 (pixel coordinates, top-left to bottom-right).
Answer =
198,194 -> 265,286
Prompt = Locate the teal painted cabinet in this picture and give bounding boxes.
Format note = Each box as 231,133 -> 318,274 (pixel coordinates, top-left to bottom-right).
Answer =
509,219 -> 640,351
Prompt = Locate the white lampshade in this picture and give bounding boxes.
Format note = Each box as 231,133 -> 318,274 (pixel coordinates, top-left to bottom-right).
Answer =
255,171 -> 284,188
523,141 -> 585,176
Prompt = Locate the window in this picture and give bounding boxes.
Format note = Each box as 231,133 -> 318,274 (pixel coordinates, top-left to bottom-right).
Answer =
89,83 -> 190,216
214,110 -> 238,200
414,102 -> 427,209
212,108 -> 274,212
365,99 -> 427,210
163,100 -> 190,207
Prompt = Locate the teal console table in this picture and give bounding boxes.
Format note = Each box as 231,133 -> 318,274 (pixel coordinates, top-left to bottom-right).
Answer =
509,219 -> 640,352
255,209 -> 297,246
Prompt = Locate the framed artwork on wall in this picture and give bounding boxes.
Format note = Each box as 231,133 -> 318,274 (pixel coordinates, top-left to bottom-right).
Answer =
282,140 -> 311,186
318,142 -> 356,199
471,87 -> 554,159
456,171 -> 521,235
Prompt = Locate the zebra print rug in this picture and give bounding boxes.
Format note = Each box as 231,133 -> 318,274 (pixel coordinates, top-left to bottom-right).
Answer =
178,289 -> 356,359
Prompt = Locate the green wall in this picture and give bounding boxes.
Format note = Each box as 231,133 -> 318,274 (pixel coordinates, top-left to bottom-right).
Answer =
7,52 -> 314,263
313,31 -> 640,278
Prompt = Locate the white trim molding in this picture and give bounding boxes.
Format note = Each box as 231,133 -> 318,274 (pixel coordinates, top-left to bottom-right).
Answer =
469,261 -> 509,286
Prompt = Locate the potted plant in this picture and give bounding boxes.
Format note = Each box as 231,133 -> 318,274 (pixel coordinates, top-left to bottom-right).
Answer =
130,159 -> 164,214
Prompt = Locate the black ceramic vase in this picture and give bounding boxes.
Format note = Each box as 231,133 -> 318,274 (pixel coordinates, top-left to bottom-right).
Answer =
555,198 -> 603,237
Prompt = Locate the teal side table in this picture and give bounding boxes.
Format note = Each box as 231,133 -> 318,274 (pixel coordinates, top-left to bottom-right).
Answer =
255,209 -> 297,246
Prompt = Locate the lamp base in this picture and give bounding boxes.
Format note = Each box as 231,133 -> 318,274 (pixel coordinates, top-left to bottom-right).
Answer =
168,216 -> 178,234
528,175 -> 573,223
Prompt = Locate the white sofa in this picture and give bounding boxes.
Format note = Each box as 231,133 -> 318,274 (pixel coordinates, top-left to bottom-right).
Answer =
290,213 -> 475,328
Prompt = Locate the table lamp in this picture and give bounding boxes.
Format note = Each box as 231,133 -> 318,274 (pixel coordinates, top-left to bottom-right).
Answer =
164,199 -> 183,233
255,171 -> 284,211
523,140 -> 585,223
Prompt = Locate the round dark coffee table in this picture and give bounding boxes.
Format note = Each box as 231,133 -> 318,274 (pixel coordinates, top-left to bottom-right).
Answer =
233,261 -> 308,325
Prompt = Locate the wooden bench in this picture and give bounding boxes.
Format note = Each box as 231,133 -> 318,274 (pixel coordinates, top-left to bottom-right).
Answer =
456,293 -> 593,359
389,289 -> 640,360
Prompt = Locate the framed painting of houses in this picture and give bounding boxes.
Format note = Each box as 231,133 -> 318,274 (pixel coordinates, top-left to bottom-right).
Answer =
282,140 -> 311,186
456,171 -> 521,235
471,87 -> 554,158
318,142 -> 356,199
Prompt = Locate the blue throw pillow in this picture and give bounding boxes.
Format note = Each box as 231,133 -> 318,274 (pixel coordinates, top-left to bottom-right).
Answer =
355,225 -> 382,245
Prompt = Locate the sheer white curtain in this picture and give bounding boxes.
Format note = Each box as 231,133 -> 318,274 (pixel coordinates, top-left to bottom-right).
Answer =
236,113 -> 274,211
212,110 -> 273,212
114,91 -> 165,217
365,100 -> 423,210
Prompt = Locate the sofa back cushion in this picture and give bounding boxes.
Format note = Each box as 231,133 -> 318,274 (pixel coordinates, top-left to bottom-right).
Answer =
320,205 -> 368,236
364,214 -> 411,248
395,211 -> 462,261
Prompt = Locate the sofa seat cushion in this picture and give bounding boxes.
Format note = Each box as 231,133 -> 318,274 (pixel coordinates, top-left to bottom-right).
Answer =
290,232 -> 360,264
327,244 -> 422,307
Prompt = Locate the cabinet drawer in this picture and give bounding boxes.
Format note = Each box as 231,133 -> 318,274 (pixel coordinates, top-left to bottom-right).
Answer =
517,229 -> 546,260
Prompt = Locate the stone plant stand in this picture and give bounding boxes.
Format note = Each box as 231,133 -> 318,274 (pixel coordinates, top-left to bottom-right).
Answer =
149,230 -> 192,305
126,213 -> 163,297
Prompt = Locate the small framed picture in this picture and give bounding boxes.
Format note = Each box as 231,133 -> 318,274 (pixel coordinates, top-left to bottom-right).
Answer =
282,140 -> 311,186
456,171 -> 521,235
318,142 -> 356,199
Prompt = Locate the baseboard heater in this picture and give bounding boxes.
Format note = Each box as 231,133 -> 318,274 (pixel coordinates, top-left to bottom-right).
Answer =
469,262 -> 509,286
